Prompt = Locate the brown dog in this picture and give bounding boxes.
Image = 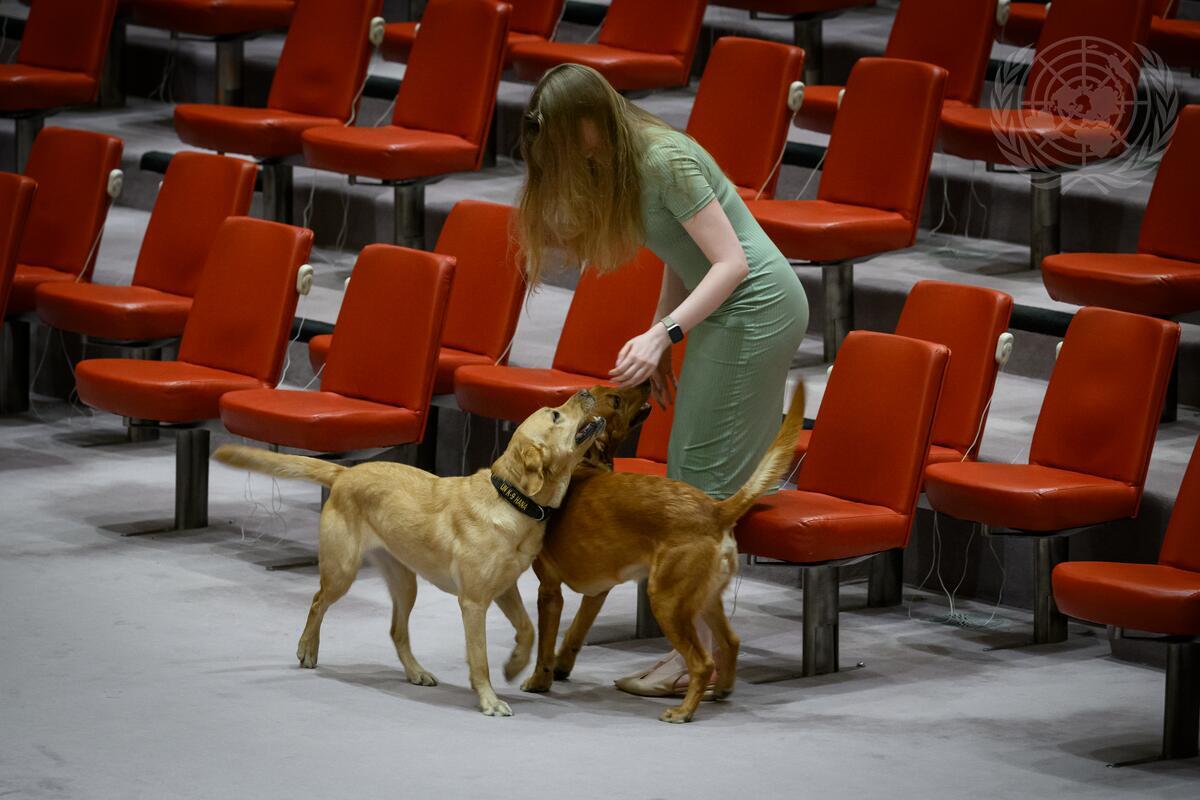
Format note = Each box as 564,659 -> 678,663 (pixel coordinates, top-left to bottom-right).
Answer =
522,383 -> 805,722
213,391 -> 604,717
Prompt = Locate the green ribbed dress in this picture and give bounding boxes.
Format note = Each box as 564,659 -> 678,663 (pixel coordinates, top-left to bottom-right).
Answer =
639,129 -> 809,500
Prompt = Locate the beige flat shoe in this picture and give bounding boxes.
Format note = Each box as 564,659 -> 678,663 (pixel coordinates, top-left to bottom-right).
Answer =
614,665 -> 717,699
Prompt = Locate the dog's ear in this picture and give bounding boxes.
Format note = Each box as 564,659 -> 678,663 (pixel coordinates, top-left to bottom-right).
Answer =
519,443 -> 546,497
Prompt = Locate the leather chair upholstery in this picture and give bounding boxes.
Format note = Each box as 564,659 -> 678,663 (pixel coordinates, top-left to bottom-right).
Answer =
1042,105 -> 1200,317
0,174 -> 38,320
9,128 -> 123,313
131,0 -> 294,37
1150,15 -> 1200,72
382,0 -> 563,66
220,245 -> 455,453
36,152 -> 257,343
455,249 -> 663,422
998,0 -> 1175,48
714,0 -> 874,13
687,37 -> 805,200
509,0 -> 707,91
0,0 -> 119,112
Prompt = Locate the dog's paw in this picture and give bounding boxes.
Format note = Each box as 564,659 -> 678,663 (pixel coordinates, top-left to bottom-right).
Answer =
521,670 -> 553,693
659,706 -> 694,724
552,666 -> 572,681
504,656 -> 529,683
712,685 -> 734,701
406,669 -> 438,687
296,645 -> 318,669
479,697 -> 513,717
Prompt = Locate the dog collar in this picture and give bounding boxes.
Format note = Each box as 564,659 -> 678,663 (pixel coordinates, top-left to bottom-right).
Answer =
491,474 -> 550,522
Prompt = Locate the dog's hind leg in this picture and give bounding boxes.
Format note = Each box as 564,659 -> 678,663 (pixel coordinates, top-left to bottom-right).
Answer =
553,590 -> 609,681
701,595 -> 739,700
494,584 -> 535,683
371,551 -> 438,687
649,558 -> 715,724
459,596 -> 511,717
296,506 -> 362,669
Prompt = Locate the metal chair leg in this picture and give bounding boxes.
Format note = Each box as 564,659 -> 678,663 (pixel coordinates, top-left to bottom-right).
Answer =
635,579 -> 662,638
1034,536 -> 1069,644
867,548 -> 904,608
417,405 -> 440,474
261,162 -> 294,224
99,17 -> 127,108
802,565 -> 839,676
1162,354 -> 1179,425
175,428 -> 210,530
214,39 -> 244,106
822,263 -> 853,361
393,183 -> 426,249
14,115 -> 44,173
1029,172 -> 1061,270
0,319 -> 31,414
1163,642 -> 1200,759
793,17 -> 823,86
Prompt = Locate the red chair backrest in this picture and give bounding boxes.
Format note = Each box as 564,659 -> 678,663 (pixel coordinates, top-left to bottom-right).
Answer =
798,331 -> 949,518
178,217 -> 313,383
133,152 -> 257,297
435,200 -> 526,361
818,58 -> 946,231
0,174 -> 37,318
1030,308 -> 1178,500
552,249 -> 664,379
1159,436 -> 1200,573
895,281 -> 1012,458
599,0 -> 707,66
513,0 -> 564,37
1138,104 -> 1200,264
886,0 -> 996,107
634,340 -> 686,462
19,127 -> 123,281
19,0 -> 118,80
324,245 -> 455,426
268,0 -> 382,120
393,0 -> 509,159
686,36 -> 804,199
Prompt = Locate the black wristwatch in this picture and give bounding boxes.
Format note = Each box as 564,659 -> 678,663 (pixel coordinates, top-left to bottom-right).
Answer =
660,316 -> 684,344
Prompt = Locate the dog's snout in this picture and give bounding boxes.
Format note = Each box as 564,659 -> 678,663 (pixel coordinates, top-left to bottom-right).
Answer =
576,389 -> 596,411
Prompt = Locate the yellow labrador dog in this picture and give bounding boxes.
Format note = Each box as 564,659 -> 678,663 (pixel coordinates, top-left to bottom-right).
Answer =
213,391 -> 604,717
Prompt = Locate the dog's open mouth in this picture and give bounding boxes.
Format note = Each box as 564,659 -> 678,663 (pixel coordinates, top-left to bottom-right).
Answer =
631,402 -> 653,429
575,415 -> 605,445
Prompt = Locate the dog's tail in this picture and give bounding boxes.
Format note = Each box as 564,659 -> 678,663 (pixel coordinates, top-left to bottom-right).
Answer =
213,444 -> 346,488
715,383 -> 805,527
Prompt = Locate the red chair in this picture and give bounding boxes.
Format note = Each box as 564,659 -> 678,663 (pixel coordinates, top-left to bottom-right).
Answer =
925,307 -> 1179,645
1053,436 -> 1200,764
747,57 -> 947,360
382,0 -> 563,66
0,173 -> 38,414
795,0 -> 998,135
220,244 -> 453,456
307,200 -> 526,470
131,0 -> 296,105
687,36 -> 805,201
712,1 -> 875,84
1150,14 -> 1200,75
455,249 -> 663,423
998,0 -> 1175,48
941,0 -> 1153,269
302,0 -> 509,249
75,217 -> 313,531
0,0 -> 119,170
737,331 -> 949,676
173,0 -> 382,223
508,0 -> 707,92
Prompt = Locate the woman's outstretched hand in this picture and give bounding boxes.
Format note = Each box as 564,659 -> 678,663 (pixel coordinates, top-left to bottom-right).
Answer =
611,325 -> 670,389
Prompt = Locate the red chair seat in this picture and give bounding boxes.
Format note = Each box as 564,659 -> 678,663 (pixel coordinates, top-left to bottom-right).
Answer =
35,282 -> 191,342
736,490 -> 910,564
455,365 -> 612,423
0,66 -> 97,112
614,456 -> 667,476
509,42 -> 689,91
1054,562 -> 1200,637
381,22 -> 541,65
746,199 -> 913,262
75,359 -> 267,423
307,333 -> 331,372
1042,252 -> 1200,317
301,124 -> 479,182
924,461 -> 1140,532
309,335 -> 494,397
793,429 -> 964,469
8,265 -> 74,313
794,84 -> 841,134
940,104 -> 1125,166
175,105 -> 342,159
997,1 -> 1046,46
132,0 -> 294,37
1151,17 -> 1200,71
219,388 -> 421,452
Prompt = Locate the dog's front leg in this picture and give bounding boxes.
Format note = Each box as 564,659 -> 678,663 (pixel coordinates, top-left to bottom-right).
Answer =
554,590 -> 609,680
493,584 -> 535,682
522,575 -> 563,693
459,597 -> 512,717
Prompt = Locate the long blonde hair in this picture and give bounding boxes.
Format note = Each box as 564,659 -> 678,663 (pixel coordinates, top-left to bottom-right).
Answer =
517,64 -> 667,285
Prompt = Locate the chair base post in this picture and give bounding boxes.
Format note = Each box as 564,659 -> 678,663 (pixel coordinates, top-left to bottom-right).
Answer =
0,319 -> 31,414
822,263 -> 853,361
393,183 -> 426,249
14,115 -> 44,173
867,548 -> 904,608
1034,536 -> 1068,644
99,16 -> 127,108
417,405 -> 440,474
1029,172 -> 1061,270
125,347 -> 161,442
1163,642 -> 1200,760
261,162 -> 294,224
215,39 -> 244,106
635,579 -> 663,639
174,428 -> 210,530
793,18 -> 824,86
1162,353 -> 1179,425
802,565 -> 839,676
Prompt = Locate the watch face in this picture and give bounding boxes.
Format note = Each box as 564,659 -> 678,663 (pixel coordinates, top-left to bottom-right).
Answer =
668,325 -> 684,344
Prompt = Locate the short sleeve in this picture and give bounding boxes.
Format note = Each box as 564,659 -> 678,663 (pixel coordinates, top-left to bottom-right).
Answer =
649,140 -> 717,223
